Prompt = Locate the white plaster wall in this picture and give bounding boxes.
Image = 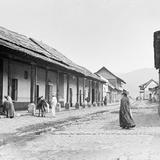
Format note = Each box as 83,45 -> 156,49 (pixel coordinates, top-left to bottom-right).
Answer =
85,79 -> 89,99
99,83 -> 103,101
3,58 -> 8,100
37,68 -> 45,98
59,73 -> 64,103
145,81 -> 158,99
69,75 -> 77,105
79,77 -> 83,103
64,74 -> 67,104
48,70 -> 57,96
10,61 -> 30,102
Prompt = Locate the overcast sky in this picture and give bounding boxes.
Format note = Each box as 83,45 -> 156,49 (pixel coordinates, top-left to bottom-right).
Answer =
0,0 -> 160,74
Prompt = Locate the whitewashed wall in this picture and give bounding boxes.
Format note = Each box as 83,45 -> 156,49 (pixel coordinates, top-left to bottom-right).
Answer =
10,60 -> 30,102
64,74 -> 67,104
48,70 -> 57,96
2,58 -> 8,101
69,75 -> 77,106
59,73 -> 64,104
85,79 -> 89,99
79,77 -> 84,104
37,67 -> 45,98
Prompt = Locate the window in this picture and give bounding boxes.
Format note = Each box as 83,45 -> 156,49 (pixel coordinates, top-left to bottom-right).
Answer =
11,79 -> 18,101
24,71 -> 28,79
36,85 -> 39,103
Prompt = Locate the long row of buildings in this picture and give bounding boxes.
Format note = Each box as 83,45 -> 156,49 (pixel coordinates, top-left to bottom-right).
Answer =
0,26 -> 126,110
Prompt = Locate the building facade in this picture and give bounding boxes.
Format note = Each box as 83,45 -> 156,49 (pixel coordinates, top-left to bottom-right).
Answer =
96,67 -> 126,103
139,79 -> 158,100
0,26 -> 104,110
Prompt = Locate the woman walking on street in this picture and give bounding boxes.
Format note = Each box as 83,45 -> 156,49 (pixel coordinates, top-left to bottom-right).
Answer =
50,94 -> 57,117
119,90 -> 135,129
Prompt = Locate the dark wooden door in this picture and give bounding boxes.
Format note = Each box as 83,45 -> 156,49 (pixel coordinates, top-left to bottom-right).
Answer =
80,90 -> 82,106
0,59 -> 3,105
92,89 -> 94,103
69,88 -> 72,107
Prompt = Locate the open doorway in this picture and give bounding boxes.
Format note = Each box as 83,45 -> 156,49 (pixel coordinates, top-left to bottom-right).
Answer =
36,85 -> 39,103
69,88 -> 73,107
80,90 -> 82,106
92,88 -> 95,104
0,59 -> 3,105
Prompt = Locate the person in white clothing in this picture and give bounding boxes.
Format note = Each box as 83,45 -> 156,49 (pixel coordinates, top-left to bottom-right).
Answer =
50,95 -> 57,117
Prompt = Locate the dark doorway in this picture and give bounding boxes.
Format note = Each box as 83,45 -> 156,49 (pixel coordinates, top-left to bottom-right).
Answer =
69,88 -> 73,107
92,89 -> 95,104
80,90 -> 82,106
11,79 -> 18,101
36,85 -> 39,103
0,59 -> 3,105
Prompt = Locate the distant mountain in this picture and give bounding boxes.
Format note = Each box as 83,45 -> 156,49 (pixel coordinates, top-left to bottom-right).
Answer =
119,68 -> 158,98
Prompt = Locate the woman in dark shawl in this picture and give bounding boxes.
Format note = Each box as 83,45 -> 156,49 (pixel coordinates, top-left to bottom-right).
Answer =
119,91 -> 135,129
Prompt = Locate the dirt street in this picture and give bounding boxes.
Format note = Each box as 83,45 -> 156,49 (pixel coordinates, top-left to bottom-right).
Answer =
0,101 -> 160,160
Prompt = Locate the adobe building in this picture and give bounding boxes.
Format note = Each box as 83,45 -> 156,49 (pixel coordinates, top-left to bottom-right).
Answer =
139,79 -> 158,100
95,66 -> 126,103
0,26 -> 105,110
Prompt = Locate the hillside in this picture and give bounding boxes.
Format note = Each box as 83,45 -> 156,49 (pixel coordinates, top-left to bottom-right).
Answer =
119,68 -> 158,98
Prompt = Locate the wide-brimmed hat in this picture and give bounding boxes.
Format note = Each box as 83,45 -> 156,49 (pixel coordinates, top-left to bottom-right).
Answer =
37,96 -> 43,101
4,96 -> 8,99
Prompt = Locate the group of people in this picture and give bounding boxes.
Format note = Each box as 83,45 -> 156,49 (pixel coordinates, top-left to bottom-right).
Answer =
2,91 -> 135,129
30,94 -> 57,117
2,94 -> 57,118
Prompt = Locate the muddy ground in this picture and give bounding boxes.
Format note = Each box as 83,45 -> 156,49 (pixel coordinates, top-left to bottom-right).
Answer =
0,101 -> 160,160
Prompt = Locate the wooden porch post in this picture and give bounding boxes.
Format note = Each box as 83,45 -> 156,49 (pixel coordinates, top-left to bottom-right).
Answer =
101,83 -> 103,102
8,59 -> 12,97
56,71 -> 60,102
67,74 -> 69,103
83,78 -> 85,103
97,82 -> 99,105
30,64 -> 37,104
0,59 -> 3,105
94,81 -> 97,102
75,76 -> 80,109
45,68 -> 48,101
76,77 -> 79,103
90,80 -> 92,104
88,79 -> 90,102
65,74 -> 70,109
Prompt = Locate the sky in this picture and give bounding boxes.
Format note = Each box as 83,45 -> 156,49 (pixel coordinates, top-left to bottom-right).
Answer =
0,0 -> 160,74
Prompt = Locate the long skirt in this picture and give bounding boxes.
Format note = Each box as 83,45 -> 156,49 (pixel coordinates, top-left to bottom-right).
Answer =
119,108 -> 135,128
8,103 -> 15,118
51,104 -> 56,117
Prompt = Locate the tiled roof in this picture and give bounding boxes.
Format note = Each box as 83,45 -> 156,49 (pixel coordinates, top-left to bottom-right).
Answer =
0,26 -> 104,82
96,66 -> 126,84
139,79 -> 158,89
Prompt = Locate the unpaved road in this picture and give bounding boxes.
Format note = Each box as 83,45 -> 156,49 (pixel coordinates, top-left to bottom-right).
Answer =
0,101 -> 160,160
